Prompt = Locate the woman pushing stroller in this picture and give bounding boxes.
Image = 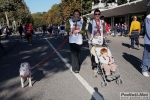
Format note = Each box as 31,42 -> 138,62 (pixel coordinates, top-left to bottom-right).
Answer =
87,9 -> 107,75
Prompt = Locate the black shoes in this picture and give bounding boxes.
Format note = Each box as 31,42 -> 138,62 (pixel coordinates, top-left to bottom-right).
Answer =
73,70 -> 79,73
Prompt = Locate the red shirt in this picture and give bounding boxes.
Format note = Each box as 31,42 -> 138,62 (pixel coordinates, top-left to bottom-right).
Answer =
25,25 -> 33,34
105,22 -> 109,32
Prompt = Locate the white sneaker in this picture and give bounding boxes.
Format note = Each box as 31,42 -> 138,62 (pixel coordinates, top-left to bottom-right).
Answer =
142,72 -> 149,77
138,45 -> 141,49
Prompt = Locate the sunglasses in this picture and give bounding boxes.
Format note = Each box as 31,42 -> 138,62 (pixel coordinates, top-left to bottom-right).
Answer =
94,13 -> 100,15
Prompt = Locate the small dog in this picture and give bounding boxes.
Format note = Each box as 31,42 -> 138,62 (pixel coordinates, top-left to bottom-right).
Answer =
19,62 -> 32,88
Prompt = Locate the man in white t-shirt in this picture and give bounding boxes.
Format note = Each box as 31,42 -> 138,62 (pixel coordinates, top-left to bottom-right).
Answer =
60,22 -> 66,38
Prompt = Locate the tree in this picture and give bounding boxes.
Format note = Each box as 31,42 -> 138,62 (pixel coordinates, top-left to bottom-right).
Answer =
0,0 -> 32,28
32,12 -> 44,28
81,0 -> 92,15
0,0 -> 22,27
61,0 -> 81,20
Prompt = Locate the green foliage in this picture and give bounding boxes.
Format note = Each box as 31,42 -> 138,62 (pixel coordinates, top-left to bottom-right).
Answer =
32,12 -> 44,28
0,0 -> 32,26
81,0 -> 92,15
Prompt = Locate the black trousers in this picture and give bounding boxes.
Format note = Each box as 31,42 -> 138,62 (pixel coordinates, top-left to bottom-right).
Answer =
70,43 -> 81,71
0,36 -> 4,50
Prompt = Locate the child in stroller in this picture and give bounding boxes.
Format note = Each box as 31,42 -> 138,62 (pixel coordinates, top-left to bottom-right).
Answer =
99,48 -> 118,81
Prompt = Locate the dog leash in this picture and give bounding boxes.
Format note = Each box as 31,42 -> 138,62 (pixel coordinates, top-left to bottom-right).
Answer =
31,36 -> 69,70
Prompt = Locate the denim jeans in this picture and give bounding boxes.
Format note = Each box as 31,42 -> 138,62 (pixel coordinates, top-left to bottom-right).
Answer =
54,30 -> 58,38
130,31 -> 139,48
114,30 -> 117,37
124,30 -> 128,35
141,44 -> 150,72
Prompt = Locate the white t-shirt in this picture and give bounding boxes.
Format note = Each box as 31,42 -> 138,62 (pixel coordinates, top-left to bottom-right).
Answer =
90,19 -> 104,45
69,19 -> 83,45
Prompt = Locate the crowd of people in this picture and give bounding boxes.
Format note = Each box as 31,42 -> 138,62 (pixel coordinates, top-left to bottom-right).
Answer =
0,7 -> 150,78
34,22 -> 66,39
66,8 -> 150,78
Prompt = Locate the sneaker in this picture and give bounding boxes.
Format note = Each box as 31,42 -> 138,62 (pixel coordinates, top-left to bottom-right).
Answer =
112,72 -> 119,79
142,72 -> 149,77
73,70 -> 79,73
106,75 -> 113,81
130,47 -> 134,49
138,45 -> 141,49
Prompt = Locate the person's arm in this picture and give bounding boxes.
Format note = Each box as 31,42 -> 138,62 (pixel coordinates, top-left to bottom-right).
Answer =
66,20 -> 71,35
138,22 -> 141,34
87,22 -> 92,39
145,18 -> 150,39
129,22 -> 133,34
78,21 -> 86,34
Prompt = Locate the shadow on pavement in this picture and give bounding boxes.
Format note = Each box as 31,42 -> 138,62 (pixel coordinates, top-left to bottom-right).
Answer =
0,35 -> 70,99
122,52 -> 141,72
122,43 -> 139,50
32,69 -> 45,86
90,87 -> 104,100
122,43 -> 130,48
140,43 -> 144,47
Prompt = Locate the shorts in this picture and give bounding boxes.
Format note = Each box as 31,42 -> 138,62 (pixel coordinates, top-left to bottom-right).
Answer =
60,30 -> 65,34
26,34 -> 32,40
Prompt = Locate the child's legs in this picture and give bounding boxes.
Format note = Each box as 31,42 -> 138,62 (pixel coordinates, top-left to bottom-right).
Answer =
102,64 -> 111,75
110,64 -> 117,72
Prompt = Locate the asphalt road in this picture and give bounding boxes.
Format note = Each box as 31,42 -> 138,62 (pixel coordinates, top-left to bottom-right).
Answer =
0,33 -> 150,100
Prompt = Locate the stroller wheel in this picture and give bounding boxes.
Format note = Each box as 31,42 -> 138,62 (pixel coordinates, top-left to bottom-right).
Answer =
116,78 -> 123,85
101,82 -> 108,87
119,78 -> 123,84
116,79 -> 120,85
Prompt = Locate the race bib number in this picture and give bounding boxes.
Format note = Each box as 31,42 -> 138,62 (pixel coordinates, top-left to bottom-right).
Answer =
98,36 -> 102,43
92,36 -> 103,45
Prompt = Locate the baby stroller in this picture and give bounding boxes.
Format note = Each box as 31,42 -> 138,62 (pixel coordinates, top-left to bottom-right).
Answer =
89,37 -> 123,87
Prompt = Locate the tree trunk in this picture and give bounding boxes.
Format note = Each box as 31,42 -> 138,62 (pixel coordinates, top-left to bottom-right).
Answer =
4,11 -> 9,27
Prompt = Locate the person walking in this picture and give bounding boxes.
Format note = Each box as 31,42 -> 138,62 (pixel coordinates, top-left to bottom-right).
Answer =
141,8 -> 150,77
87,9 -> 105,76
19,24 -> 23,41
60,22 -> 66,38
0,29 -> 4,52
113,24 -> 118,37
5,26 -> 10,39
42,24 -> 47,36
129,16 -> 141,49
66,9 -> 85,73
124,23 -> 128,37
53,24 -> 59,39
24,22 -> 33,46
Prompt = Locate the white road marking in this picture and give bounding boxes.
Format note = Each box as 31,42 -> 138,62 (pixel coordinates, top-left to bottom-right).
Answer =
45,37 -> 103,100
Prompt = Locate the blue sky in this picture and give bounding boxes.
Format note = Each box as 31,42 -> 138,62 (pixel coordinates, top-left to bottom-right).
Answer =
24,0 -> 61,14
